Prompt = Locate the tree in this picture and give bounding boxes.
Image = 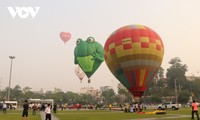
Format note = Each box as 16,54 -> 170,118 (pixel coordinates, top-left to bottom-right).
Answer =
166,57 -> 188,90
53,87 -> 62,94
22,86 -> 35,100
0,89 -> 7,100
81,94 -> 93,104
151,94 -> 162,104
157,67 -> 165,79
178,89 -> 190,104
23,91 -> 35,99
65,91 -> 80,104
12,85 -> 23,101
144,67 -> 165,96
45,91 -> 54,99
23,86 -> 32,93
166,57 -> 188,103
191,78 -> 200,99
101,88 -> 116,104
117,84 -> 133,104
118,88 -> 132,104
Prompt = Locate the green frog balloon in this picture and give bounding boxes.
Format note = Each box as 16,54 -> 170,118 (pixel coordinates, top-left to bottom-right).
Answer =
74,37 -> 104,83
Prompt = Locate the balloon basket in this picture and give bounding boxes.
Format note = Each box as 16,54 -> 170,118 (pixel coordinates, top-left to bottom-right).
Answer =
88,79 -> 91,83
134,97 -> 140,103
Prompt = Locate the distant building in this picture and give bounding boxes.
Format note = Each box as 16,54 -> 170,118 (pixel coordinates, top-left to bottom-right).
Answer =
32,88 -> 44,94
80,87 -> 98,96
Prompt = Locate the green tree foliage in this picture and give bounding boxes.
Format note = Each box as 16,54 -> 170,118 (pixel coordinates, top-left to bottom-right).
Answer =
166,57 -> 188,90
101,88 -> 115,104
80,94 -> 93,104
157,67 -> 165,79
118,88 -> 132,103
12,85 -> 23,101
178,89 -> 190,104
191,78 -> 200,99
151,95 -> 162,103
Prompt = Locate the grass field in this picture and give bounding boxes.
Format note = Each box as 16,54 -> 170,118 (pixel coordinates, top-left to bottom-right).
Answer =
54,107 -> 193,120
0,110 -> 41,120
0,107 -> 195,120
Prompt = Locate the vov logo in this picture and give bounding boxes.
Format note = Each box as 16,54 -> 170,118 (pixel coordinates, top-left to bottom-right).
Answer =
7,7 -> 40,19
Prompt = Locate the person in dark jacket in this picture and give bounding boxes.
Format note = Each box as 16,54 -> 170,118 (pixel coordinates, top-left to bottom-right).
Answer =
22,100 -> 29,120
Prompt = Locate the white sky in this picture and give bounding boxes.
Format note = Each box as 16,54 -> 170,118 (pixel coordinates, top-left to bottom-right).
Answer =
0,0 -> 200,93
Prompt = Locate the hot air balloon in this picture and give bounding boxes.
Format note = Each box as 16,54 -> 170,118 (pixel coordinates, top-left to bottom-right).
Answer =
74,36 -> 104,83
60,32 -> 71,44
75,65 -> 86,83
104,25 -> 164,101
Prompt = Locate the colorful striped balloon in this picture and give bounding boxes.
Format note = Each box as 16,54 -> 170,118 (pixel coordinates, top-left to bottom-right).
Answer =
104,25 -> 164,100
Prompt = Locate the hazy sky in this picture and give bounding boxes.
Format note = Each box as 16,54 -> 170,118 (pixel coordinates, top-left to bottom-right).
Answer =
0,0 -> 200,93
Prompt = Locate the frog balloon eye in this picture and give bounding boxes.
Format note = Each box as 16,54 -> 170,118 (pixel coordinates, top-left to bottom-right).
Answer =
87,37 -> 95,43
76,39 -> 81,45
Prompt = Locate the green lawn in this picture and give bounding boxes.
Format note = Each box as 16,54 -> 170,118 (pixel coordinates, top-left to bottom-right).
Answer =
0,110 -> 41,120
53,107 -> 193,120
0,107 -> 195,120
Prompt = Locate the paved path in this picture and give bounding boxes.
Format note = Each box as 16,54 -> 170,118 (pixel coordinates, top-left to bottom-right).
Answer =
40,111 -> 60,120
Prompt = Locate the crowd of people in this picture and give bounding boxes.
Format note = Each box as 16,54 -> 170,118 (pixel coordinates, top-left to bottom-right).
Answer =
21,100 -> 55,120
124,102 -> 146,113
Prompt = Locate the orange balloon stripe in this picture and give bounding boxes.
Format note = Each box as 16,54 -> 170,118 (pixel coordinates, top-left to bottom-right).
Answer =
138,69 -> 146,86
113,66 -> 156,97
119,69 -> 136,88
142,69 -> 150,86
124,69 -> 136,88
145,71 -> 157,86
107,61 -> 158,77
135,69 -> 140,86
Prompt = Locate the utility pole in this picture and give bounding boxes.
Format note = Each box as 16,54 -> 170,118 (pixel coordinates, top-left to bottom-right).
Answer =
175,78 -> 178,104
8,56 -> 15,101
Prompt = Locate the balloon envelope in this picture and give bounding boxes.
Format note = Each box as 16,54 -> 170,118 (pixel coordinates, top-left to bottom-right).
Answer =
104,25 -> 164,98
74,37 -> 104,83
75,65 -> 86,82
60,32 -> 71,43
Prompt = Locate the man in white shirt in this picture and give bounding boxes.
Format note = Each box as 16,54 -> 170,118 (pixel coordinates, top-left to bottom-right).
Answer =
45,104 -> 51,120
2,101 -> 7,114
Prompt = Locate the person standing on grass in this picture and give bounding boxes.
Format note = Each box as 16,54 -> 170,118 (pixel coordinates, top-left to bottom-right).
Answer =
53,103 -> 57,113
191,99 -> 200,120
22,100 -> 29,120
2,101 -> 7,114
45,103 -> 51,120
32,103 -> 37,115
108,104 -> 112,111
